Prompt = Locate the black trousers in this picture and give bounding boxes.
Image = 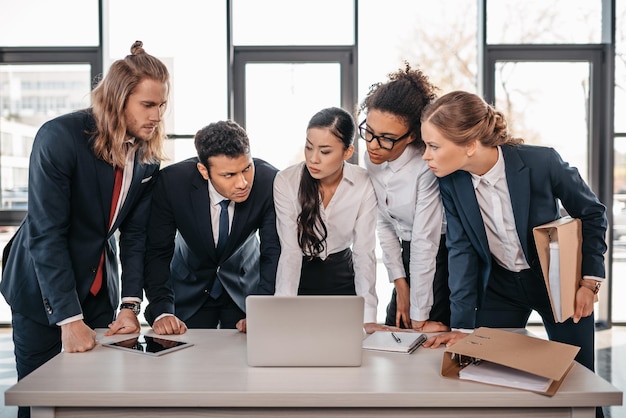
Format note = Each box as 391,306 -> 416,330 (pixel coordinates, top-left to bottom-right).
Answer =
479,262 -> 603,418
480,262 -> 596,372
12,285 -> 113,418
185,289 -> 245,329
298,248 -> 356,296
385,234 -> 450,327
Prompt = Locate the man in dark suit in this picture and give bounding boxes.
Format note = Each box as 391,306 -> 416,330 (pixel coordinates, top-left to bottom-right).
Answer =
0,41 -> 169,418
143,120 -> 280,334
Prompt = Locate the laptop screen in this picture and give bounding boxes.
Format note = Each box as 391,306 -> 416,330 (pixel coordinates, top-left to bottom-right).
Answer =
245,295 -> 365,367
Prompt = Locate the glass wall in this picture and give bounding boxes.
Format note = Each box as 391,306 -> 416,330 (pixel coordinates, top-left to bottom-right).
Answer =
0,0 -> 98,46
486,0 -> 603,44
613,0 -> 626,322
105,0 -> 228,166
0,0 -> 620,325
232,0 -> 354,46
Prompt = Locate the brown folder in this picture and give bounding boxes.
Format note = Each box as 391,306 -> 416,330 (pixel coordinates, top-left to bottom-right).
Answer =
532,216 -> 585,323
441,327 -> 580,396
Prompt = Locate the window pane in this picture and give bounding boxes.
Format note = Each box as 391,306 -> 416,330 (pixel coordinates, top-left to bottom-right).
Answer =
494,62 -> 590,180
244,63 -> 341,170
616,0 -> 626,132
0,64 -> 91,324
0,0 -> 98,46
233,0 -> 354,46
614,136 -> 626,322
487,0 -> 602,44
358,0 -> 478,117
0,64 -> 92,210
105,0 -> 227,159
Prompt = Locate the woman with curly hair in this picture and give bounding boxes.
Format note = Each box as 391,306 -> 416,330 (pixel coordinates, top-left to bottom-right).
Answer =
359,63 -> 450,332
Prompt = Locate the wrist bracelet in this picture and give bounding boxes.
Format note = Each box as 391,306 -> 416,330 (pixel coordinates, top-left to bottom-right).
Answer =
579,279 -> 601,295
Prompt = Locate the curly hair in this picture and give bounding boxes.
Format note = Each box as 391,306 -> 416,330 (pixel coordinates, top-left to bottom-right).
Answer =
421,90 -> 523,147
359,62 -> 438,152
194,120 -> 251,171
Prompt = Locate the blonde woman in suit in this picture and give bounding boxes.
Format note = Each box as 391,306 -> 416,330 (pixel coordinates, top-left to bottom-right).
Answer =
421,91 -> 607,383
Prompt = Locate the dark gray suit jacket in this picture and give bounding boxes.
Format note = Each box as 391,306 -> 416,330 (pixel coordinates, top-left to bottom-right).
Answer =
1,110 -> 159,325
438,144 -> 607,329
143,157 -> 280,324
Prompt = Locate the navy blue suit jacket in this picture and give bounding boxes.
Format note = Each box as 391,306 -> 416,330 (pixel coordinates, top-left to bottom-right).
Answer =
438,144 -> 607,329
1,110 -> 160,325
143,157 -> 280,324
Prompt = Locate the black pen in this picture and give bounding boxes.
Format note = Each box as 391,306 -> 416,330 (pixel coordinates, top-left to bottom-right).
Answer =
391,332 -> 402,343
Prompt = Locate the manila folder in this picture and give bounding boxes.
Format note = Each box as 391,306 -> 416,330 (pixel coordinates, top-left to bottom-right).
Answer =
532,217 -> 582,323
441,327 -> 580,396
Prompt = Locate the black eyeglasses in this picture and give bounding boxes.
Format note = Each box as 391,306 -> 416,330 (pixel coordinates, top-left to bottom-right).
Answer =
358,121 -> 411,150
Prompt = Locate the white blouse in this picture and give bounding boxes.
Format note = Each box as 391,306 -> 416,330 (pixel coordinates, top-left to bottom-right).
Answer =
273,161 -> 379,323
365,146 -> 445,321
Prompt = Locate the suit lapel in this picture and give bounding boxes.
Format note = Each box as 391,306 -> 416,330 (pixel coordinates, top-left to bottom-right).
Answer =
110,160 -> 145,232
94,158 -> 115,234
502,145 -> 531,257
452,173 -> 491,263
190,175 -> 218,259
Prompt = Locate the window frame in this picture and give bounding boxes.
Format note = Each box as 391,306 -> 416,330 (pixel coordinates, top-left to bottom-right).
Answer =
0,46 -> 102,226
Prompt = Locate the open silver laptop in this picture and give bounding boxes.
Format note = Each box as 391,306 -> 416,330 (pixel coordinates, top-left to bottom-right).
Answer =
245,295 -> 365,367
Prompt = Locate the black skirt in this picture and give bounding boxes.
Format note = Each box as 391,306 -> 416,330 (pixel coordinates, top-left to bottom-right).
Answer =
298,248 -> 356,296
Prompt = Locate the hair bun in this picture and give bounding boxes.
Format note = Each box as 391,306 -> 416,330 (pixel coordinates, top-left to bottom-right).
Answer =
130,40 -> 144,56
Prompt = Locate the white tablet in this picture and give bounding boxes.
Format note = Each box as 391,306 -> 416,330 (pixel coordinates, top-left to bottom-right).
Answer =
102,335 -> 193,356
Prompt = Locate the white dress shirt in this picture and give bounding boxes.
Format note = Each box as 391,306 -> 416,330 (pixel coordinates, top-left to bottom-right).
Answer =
365,146 -> 445,321
273,162 -> 379,323
469,146 -> 603,283
470,146 -> 529,272
59,142 -> 138,325
208,181 -> 234,245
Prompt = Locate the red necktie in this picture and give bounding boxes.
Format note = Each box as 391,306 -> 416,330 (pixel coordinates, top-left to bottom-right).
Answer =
90,166 -> 124,296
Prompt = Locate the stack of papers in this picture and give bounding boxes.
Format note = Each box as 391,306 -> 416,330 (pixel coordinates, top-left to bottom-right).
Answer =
459,360 -> 552,393
362,331 -> 427,354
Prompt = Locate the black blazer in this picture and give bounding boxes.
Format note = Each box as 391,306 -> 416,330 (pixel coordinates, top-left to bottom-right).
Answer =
143,157 -> 280,324
1,110 -> 159,325
439,144 -> 607,329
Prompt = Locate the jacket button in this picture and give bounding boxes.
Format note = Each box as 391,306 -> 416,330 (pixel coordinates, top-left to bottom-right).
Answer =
43,298 -> 53,314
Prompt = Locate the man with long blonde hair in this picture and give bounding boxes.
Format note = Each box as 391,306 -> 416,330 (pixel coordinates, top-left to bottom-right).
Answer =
1,40 -> 169,418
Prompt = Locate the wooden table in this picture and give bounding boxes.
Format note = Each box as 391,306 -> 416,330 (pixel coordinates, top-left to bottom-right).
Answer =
4,329 -> 623,418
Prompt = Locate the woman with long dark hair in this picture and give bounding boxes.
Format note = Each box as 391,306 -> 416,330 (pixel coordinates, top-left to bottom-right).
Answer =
273,107 -> 382,331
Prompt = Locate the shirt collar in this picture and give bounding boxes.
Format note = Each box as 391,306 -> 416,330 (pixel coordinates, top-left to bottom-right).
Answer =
208,180 -> 229,207
471,145 -> 505,189
385,145 -> 420,173
340,161 -> 357,186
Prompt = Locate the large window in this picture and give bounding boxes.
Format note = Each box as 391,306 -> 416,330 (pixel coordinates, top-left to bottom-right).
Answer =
486,0 -> 603,44
0,0 -> 98,47
105,0 -> 229,166
613,0 -> 626,323
0,0 -> 620,326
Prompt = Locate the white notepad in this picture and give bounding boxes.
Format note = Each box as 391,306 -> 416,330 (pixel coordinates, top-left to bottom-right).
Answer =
362,331 -> 427,354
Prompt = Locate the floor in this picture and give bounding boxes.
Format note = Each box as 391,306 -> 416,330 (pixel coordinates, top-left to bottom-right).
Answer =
0,326 -> 624,417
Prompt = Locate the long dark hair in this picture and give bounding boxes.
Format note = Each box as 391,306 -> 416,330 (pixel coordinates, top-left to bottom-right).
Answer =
298,107 -> 355,256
